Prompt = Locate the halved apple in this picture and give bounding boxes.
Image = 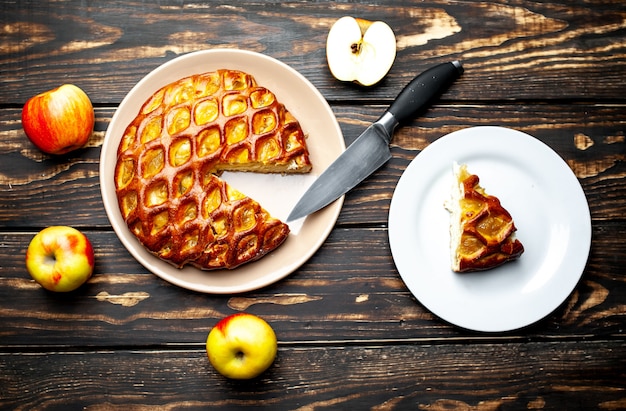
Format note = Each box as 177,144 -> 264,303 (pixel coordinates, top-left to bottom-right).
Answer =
326,16 -> 396,86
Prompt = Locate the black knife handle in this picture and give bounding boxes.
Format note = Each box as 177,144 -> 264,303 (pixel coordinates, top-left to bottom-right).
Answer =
387,61 -> 463,125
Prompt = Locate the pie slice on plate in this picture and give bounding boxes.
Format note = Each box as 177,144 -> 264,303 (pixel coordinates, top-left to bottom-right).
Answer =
445,162 -> 524,272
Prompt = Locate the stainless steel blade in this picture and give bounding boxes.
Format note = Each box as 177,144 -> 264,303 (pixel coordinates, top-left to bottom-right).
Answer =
287,123 -> 392,222
287,61 -> 464,222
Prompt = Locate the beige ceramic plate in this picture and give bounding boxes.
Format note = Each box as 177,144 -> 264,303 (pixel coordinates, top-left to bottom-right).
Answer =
100,49 -> 345,293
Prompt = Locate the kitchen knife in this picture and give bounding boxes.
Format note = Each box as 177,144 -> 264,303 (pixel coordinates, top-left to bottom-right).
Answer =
287,60 -> 464,222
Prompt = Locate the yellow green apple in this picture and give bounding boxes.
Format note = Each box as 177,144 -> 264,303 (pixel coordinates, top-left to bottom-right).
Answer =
25,226 -> 95,292
326,16 -> 397,86
206,313 -> 278,379
21,84 -> 95,155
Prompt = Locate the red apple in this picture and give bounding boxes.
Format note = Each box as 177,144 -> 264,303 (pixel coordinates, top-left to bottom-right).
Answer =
206,313 -> 278,379
21,84 -> 95,155
25,226 -> 95,292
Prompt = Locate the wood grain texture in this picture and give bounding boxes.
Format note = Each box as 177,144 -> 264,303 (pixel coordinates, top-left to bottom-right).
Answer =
0,104 -> 624,228
1,342 -> 625,410
1,0 -> 625,408
0,224 -> 624,347
1,0 -> 625,103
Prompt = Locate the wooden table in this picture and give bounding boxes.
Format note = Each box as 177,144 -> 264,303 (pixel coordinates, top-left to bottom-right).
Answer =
2,1 -> 625,409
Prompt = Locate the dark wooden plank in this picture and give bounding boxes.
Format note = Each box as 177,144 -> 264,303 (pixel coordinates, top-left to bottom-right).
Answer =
1,103 -> 624,228
1,0 -> 625,104
0,221 -> 623,347
1,341 -> 625,410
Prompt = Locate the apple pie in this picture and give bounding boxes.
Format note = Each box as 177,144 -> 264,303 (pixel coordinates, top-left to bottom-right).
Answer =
445,162 -> 524,272
115,69 -> 311,270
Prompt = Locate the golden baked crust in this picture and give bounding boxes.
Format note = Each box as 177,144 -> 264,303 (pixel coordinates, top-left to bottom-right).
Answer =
445,163 -> 524,272
114,69 -> 311,270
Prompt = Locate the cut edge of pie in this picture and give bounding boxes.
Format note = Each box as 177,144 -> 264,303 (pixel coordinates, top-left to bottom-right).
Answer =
445,162 -> 524,273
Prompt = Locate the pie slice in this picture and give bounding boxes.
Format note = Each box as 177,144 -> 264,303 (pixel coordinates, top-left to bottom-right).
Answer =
114,69 -> 311,270
445,162 -> 524,272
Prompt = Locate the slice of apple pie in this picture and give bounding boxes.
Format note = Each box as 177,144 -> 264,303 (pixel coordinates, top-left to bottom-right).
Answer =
445,162 -> 524,272
115,69 -> 311,270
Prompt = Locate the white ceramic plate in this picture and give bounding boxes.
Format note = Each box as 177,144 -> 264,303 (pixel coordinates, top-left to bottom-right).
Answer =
100,49 -> 345,294
388,126 -> 591,332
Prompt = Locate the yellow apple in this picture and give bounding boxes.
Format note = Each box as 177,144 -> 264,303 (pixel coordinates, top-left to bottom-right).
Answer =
326,16 -> 397,86
206,313 -> 277,379
25,226 -> 95,292
22,84 -> 94,155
